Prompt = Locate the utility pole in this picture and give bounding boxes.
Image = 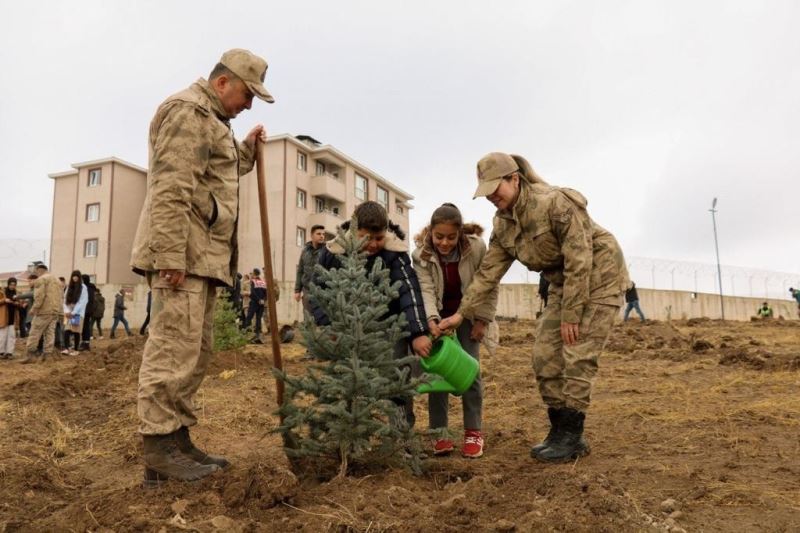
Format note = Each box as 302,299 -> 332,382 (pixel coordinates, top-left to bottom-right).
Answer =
710,198 -> 725,320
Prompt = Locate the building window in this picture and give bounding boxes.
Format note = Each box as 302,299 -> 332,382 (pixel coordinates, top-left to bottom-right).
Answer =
395,201 -> 405,215
315,161 -> 325,176
377,186 -> 389,209
296,227 -> 306,247
88,168 -> 102,187
86,203 -> 100,222
296,189 -> 307,209
84,239 -> 98,258
315,197 -> 325,213
297,152 -> 307,172
355,174 -> 368,200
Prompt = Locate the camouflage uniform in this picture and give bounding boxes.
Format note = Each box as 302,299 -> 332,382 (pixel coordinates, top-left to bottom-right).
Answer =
24,273 -> 63,358
460,170 -> 628,413
131,78 -> 257,435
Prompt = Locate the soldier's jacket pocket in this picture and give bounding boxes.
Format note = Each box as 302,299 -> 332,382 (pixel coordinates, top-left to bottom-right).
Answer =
191,187 -> 217,228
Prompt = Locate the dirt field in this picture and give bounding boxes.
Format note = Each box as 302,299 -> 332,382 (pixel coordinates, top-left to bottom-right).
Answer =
1,317 -> 799,532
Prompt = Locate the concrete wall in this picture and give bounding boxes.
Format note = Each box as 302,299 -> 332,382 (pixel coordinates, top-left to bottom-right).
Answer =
496,284 -> 798,322
102,280 -> 798,331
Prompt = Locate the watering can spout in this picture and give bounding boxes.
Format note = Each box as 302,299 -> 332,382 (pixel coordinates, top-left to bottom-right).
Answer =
417,379 -> 458,394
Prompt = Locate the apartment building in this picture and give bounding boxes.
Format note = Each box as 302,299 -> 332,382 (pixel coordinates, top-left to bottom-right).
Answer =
236,134 -> 413,281
47,134 -> 414,285
49,157 -> 147,284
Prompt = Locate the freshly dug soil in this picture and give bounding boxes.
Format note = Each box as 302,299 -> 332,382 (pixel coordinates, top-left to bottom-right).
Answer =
1,318 -> 798,531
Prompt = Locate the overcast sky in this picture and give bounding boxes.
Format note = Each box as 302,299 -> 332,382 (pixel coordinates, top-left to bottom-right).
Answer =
1,1 -> 798,291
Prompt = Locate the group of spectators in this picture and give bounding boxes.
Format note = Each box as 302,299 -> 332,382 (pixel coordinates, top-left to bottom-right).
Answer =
224,267 -> 279,344
0,264 -> 135,363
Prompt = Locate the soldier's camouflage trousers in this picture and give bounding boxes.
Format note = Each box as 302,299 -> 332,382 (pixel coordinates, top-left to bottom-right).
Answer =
26,314 -> 58,355
138,275 -> 216,435
532,288 -> 620,412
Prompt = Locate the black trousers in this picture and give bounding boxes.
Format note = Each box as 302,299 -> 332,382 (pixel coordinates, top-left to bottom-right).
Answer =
244,304 -> 265,335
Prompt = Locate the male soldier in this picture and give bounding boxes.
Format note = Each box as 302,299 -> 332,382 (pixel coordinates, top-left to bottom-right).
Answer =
131,49 -> 273,486
294,224 -> 326,317
21,264 -> 63,364
440,152 -> 628,463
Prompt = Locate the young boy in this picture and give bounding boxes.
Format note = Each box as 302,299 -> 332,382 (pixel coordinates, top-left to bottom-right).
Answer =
311,201 -> 431,427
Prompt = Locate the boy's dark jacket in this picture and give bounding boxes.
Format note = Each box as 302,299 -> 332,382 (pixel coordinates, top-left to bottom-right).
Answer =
310,227 -> 428,340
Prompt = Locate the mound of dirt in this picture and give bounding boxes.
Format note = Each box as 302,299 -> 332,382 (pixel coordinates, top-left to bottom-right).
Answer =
2,319 -> 800,531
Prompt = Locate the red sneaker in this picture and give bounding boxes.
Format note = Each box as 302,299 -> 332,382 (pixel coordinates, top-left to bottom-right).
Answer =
462,430 -> 484,458
433,438 -> 455,455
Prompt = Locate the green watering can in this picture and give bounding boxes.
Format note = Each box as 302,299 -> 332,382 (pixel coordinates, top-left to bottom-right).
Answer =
417,334 -> 479,395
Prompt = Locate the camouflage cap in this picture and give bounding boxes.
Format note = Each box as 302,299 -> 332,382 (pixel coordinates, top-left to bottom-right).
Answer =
220,48 -> 274,103
473,152 -> 519,198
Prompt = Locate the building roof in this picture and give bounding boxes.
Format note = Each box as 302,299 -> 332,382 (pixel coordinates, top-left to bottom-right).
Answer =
48,156 -> 147,179
268,134 -> 415,201
0,270 -> 33,282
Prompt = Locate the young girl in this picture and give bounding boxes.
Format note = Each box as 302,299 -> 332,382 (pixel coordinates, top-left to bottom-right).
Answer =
62,270 -> 88,356
412,203 -> 497,458
312,201 -> 431,428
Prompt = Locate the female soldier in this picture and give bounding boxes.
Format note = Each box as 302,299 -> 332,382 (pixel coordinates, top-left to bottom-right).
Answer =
439,152 -> 628,463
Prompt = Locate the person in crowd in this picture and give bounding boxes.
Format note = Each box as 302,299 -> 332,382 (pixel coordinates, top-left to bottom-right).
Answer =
21,264 -> 63,364
55,277 -> 66,350
0,277 -> 21,359
79,274 -> 97,350
16,275 -> 35,338
226,273 -> 244,322
139,290 -> 152,336
412,203 -> 497,458
623,281 -> 646,322
91,288 -> 106,339
756,301 -> 773,319
62,270 -> 87,356
240,274 -> 251,324
294,224 -> 326,314
0,277 -> 19,359
129,48 -> 272,484
110,288 -> 132,338
790,287 -> 800,319
243,268 -> 267,343
312,201 -> 430,429
439,152 -> 628,463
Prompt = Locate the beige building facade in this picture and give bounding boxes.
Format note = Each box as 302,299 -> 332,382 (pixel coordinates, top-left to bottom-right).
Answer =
49,157 -> 148,285
48,135 -> 414,285
236,134 -> 413,280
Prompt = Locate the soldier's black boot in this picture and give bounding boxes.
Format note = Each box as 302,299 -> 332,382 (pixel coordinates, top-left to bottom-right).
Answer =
530,407 -> 564,457
533,408 -> 590,463
175,426 -> 230,469
142,432 -> 220,488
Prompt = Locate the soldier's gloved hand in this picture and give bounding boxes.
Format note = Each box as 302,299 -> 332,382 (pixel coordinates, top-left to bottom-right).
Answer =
560,322 -> 580,346
159,269 -> 185,288
412,335 -> 432,357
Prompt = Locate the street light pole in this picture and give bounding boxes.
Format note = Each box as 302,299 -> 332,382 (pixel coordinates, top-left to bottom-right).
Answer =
710,198 -> 725,320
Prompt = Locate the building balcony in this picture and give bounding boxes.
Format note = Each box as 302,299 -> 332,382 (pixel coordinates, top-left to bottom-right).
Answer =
309,173 -> 346,203
308,210 -> 345,233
